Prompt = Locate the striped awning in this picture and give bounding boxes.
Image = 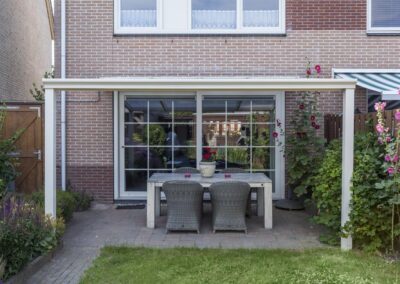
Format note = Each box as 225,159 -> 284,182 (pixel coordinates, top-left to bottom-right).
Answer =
334,70 -> 400,100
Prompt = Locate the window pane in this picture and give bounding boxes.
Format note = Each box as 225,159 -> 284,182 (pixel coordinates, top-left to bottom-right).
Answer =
174,99 -> 196,123
226,99 -> 251,122
252,98 -> 275,122
120,0 -> 157,27
125,124 -> 146,146
125,170 -> 147,192
173,147 -> 198,169
125,147 -> 148,169
125,98 -> 147,123
243,0 -> 280,27
228,124 -> 250,146
148,124 -> 168,146
203,123 -> 226,146
174,124 -> 196,146
149,147 -> 169,168
192,0 -> 237,29
149,99 -> 173,123
252,124 -> 274,146
227,148 -> 250,169
202,99 -> 225,123
371,0 -> 400,28
252,147 -> 275,170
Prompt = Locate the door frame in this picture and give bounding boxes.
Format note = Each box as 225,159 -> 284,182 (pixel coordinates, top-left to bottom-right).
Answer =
114,90 -> 285,200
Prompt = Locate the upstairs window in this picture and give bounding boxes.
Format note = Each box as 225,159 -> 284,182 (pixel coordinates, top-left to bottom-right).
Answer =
368,0 -> 400,33
114,0 -> 285,34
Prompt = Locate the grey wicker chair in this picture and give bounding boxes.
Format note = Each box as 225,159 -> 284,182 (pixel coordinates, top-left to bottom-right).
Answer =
174,167 -> 200,173
220,168 -> 254,216
163,180 -> 203,233
209,181 -> 251,233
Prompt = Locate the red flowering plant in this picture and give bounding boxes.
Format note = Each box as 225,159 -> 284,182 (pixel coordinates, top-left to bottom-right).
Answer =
202,147 -> 217,162
285,92 -> 325,198
305,58 -> 322,78
374,102 -> 400,251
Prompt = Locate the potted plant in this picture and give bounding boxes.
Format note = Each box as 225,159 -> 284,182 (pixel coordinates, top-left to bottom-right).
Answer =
199,147 -> 217,177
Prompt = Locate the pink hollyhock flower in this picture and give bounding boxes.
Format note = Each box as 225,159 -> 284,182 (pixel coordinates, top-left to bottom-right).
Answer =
310,115 -> 316,121
374,102 -> 387,111
376,124 -> 384,133
393,155 -> 399,163
386,136 -> 392,143
315,125 -> 320,130
387,167 -> 395,175
385,154 -> 391,162
315,65 -> 321,74
272,131 -> 279,138
311,121 -> 316,127
306,69 -> 312,76
395,110 -> 400,121
299,104 -> 305,110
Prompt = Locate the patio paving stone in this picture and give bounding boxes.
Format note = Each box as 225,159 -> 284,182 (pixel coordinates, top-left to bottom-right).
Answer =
27,202 -> 326,284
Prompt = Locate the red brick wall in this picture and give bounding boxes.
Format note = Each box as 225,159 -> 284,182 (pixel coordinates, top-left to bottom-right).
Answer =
286,0 -> 366,30
53,0 -> 399,201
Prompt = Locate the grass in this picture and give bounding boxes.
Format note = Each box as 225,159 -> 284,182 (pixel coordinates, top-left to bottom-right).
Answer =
80,247 -> 400,284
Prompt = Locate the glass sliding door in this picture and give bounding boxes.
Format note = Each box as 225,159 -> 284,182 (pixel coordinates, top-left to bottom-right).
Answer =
120,95 -> 196,198
202,96 -> 277,191
118,92 -> 284,199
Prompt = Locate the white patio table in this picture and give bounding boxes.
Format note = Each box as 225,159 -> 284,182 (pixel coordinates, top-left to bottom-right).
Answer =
146,173 -> 273,229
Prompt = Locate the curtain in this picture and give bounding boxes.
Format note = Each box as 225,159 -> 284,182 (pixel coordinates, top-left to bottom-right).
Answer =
121,10 -> 157,27
192,10 -> 236,29
243,10 -> 279,27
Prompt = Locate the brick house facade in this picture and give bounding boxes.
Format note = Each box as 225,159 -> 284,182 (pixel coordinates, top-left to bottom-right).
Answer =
54,0 -> 400,202
0,0 -> 53,102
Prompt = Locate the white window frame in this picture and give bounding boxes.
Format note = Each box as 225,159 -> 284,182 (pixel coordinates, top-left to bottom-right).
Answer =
114,0 -> 163,34
114,0 -> 285,35
367,0 -> 400,34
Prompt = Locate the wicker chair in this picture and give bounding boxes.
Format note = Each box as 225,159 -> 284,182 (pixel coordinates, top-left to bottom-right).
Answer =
209,181 -> 251,233
174,167 -> 200,173
220,168 -> 254,216
163,180 -> 203,233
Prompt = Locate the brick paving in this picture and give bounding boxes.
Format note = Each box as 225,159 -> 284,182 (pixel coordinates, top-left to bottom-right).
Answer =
28,203 -> 324,284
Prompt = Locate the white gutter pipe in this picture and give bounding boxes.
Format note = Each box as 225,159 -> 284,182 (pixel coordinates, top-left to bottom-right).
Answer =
61,0 -> 66,191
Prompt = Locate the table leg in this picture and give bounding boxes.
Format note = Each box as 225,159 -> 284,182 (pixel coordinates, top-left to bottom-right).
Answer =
155,187 -> 161,217
257,188 -> 264,216
146,182 -> 156,228
264,182 -> 273,229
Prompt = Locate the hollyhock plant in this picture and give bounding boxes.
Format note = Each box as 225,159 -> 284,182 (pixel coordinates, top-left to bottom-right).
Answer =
375,101 -> 400,251
286,91 -> 325,198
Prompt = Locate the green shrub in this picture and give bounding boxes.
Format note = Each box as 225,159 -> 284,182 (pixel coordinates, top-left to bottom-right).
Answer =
312,132 -> 392,251
312,139 -> 342,245
0,195 -> 65,280
70,190 -> 92,211
30,190 -> 75,222
29,189 -> 92,221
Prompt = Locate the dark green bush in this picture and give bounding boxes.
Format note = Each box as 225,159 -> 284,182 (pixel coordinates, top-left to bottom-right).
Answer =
0,195 -> 65,280
312,132 -> 394,251
70,190 -> 92,211
29,189 -> 92,222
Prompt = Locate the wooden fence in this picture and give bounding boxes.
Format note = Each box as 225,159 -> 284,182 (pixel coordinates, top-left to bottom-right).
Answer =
324,110 -> 399,143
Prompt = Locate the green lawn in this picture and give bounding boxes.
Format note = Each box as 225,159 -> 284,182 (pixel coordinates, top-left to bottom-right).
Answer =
80,247 -> 399,284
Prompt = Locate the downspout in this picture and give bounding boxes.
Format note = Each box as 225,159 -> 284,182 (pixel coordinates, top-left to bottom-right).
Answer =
61,0 -> 66,191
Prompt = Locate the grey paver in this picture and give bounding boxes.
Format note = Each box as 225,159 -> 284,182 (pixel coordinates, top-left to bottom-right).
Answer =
27,203 -> 325,284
